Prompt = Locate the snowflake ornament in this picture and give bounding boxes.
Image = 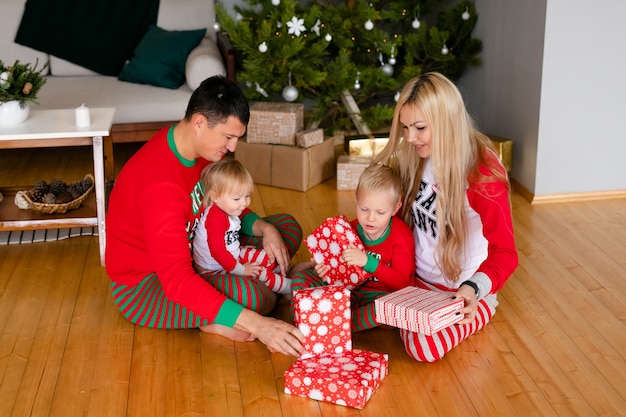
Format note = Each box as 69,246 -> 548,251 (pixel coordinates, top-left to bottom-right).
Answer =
287,16 -> 306,36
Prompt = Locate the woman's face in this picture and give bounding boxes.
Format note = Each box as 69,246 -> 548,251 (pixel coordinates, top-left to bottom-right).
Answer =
399,104 -> 432,158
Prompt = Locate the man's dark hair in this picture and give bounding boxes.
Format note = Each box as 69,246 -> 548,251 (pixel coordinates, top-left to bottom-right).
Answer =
185,75 -> 250,127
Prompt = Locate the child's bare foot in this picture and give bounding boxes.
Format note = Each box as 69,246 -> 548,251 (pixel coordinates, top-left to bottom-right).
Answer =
200,324 -> 257,342
288,261 -> 315,277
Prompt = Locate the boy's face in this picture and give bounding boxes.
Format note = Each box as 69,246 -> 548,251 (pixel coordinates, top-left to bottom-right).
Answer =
212,188 -> 251,217
355,189 -> 401,241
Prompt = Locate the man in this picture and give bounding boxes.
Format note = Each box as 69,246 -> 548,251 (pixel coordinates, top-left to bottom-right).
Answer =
105,76 -> 304,356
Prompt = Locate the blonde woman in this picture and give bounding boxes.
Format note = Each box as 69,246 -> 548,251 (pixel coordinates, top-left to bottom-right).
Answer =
373,72 -> 518,362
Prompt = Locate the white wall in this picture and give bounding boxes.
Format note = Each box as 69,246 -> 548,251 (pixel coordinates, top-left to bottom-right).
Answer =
459,0 -> 626,197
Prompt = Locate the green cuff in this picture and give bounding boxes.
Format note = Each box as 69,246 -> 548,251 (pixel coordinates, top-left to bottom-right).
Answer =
363,254 -> 379,273
213,298 -> 244,328
241,212 -> 262,235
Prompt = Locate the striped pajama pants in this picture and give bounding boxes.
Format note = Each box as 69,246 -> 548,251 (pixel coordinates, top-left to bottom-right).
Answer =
110,213 -> 302,329
400,282 -> 498,362
290,268 -> 388,332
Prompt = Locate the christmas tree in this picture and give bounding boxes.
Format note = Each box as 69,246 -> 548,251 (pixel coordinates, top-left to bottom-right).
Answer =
216,0 -> 481,133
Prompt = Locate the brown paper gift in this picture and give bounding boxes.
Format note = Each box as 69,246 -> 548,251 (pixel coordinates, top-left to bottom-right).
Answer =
246,102 -> 304,145
336,155 -> 372,191
235,138 -> 335,191
296,128 -> 324,148
487,135 -> 513,172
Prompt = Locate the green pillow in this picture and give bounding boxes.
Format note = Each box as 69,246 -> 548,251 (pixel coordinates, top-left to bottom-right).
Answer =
118,25 -> 206,89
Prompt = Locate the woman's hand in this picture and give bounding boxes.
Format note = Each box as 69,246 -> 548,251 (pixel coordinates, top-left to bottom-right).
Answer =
453,285 -> 479,325
235,308 -> 304,356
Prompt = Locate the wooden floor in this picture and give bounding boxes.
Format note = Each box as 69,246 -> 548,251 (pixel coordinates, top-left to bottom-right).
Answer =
1,144 -> 625,417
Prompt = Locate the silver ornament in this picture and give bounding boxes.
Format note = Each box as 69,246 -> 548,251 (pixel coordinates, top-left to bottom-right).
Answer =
381,63 -> 393,77
412,18 -> 421,29
258,42 -> 268,53
325,33 -> 332,42
282,85 -> 299,102
364,19 -> 374,30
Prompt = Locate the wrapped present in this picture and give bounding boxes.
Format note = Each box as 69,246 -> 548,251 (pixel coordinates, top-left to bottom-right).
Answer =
247,102 -> 304,145
487,134 -> 513,172
296,128 -> 324,148
336,155 -> 372,191
305,215 -> 369,289
343,133 -> 389,156
374,286 -> 464,335
293,286 -> 352,359
235,138 -> 335,191
284,349 -> 389,409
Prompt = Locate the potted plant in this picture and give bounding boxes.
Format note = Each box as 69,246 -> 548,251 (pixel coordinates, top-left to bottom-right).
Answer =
0,59 -> 49,125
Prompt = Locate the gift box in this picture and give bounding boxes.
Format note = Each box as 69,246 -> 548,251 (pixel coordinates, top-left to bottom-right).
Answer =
293,286 -> 352,359
343,133 -> 389,156
235,138 -> 335,191
284,349 -> 388,409
296,128 -> 325,148
487,134 -> 513,172
374,286 -> 464,335
336,155 -> 372,191
247,102 -> 304,145
305,215 -> 369,289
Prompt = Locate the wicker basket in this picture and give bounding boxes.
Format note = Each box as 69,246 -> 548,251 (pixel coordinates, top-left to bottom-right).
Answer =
14,174 -> 95,214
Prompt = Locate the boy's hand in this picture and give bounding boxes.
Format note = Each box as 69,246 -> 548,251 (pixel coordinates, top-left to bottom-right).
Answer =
314,263 -> 331,283
341,245 -> 367,268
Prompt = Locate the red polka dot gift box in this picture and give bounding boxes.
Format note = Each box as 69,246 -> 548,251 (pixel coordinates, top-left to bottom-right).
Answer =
305,215 -> 368,290
283,349 -> 388,409
292,286 -> 352,359
374,286 -> 464,335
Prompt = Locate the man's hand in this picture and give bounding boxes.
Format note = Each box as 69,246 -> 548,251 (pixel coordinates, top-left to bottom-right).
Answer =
235,308 -> 304,356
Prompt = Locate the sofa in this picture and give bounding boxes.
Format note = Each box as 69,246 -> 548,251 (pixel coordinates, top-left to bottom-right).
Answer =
2,0 -> 235,181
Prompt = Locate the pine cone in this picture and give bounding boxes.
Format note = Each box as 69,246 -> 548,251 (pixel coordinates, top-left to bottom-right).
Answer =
43,192 -> 57,204
49,178 -> 66,196
56,191 -> 74,204
67,183 -> 83,200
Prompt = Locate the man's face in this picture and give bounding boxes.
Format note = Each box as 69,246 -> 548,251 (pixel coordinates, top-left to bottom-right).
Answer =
195,115 -> 246,162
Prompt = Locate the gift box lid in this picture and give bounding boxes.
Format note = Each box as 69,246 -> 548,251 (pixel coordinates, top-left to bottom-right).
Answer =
374,286 -> 464,335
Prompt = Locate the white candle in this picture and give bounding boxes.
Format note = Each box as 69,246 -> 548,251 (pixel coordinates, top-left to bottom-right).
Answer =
75,104 -> 91,127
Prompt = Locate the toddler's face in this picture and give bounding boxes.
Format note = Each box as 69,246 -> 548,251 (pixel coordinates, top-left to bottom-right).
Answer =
355,189 -> 401,241
213,188 -> 251,217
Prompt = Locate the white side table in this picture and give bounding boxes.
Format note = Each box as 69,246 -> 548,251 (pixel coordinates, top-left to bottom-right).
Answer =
0,108 -> 115,266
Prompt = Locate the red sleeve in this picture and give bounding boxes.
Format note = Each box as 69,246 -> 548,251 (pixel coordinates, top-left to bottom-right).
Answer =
205,205 -> 239,272
467,166 -> 519,293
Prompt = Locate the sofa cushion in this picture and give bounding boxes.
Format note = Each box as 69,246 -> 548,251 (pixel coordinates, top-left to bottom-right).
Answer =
118,25 -> 206,89
185,38 -> 226,91
36,76 -> 193,124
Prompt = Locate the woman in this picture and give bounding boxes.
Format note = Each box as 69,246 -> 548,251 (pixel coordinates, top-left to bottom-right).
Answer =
372,72 -> 518,362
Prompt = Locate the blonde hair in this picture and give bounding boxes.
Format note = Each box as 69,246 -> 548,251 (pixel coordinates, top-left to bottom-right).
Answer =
373,72 -> 509,281
200,158 -> 253,207
356,163 -> 402,204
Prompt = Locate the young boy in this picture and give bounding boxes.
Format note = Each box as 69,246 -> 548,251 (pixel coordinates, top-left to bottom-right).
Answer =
193,158 -> 291,295
291,163 -> 416,331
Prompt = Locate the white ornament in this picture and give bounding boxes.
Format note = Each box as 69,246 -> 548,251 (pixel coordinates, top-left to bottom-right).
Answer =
236,13 -> 243,22
282,85 -> 299,102
0,71 -> 9,89
258,42 -> 268,53
311,19 -> 321,36
412,18 -> 421,29
441,44 -> 449,55
462,8 -> 470,20
287,16 -> 306,37
272,0 -> 280,5
394,91 -> 401,102
364,19 -> 374,30
213,21 -> 221,32
325,33 -> 332,42
389,56 -> 396,65
255,83 -> 269,98
381,63 -> 393,77
354,71 -> 361,90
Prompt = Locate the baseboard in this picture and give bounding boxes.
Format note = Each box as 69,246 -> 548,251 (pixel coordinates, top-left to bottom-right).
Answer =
511,178 -> 626,204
